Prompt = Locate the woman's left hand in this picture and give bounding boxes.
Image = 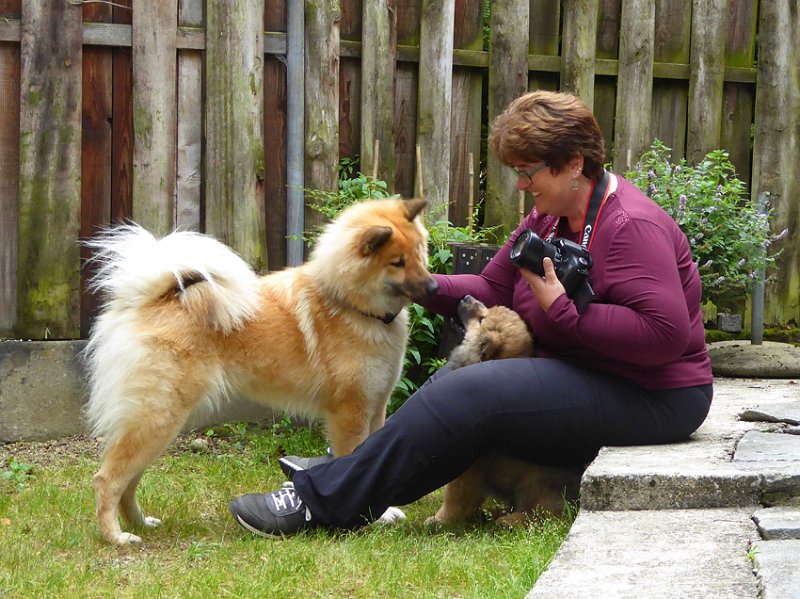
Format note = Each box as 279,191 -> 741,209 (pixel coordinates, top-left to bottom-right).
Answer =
520,257 -> 567,312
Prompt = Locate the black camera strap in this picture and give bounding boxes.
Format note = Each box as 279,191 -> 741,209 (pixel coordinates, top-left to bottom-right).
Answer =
546,170 -> 612,250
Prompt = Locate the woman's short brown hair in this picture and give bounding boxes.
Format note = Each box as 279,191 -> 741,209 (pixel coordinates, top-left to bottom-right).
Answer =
488,91 -> 606,180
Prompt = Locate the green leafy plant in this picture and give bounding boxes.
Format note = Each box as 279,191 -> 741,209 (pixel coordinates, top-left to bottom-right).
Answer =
1,458 -> 35,489
625,141 -> 787,307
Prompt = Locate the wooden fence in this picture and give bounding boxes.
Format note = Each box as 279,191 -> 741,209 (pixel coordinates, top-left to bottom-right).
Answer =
0,0 -> 798,341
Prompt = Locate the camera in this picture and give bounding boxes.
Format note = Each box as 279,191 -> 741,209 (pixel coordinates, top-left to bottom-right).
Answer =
509,229 -> 595,313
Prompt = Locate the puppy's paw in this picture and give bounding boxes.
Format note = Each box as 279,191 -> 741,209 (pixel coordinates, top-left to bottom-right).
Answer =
424,515 -> 445,527
142,516 -> 162,529
494,512 -> 528,528
373,506 -> 407,525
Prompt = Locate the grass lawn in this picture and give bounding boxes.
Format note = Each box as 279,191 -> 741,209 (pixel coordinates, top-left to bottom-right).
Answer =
1,421 -> 572,598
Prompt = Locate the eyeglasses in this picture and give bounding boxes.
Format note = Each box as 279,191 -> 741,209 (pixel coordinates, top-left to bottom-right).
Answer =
511,162 -> 549,183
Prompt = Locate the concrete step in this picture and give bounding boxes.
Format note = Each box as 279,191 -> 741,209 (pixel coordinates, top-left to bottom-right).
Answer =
527,508 -> 760,599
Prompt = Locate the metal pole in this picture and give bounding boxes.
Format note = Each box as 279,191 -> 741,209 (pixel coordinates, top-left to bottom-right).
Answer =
751,191 -> 770,345
286,0 -> 305,266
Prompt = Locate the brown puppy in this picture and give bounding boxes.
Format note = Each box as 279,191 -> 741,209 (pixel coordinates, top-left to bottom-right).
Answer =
84,198 -> 437,545
431,295 -> 582,527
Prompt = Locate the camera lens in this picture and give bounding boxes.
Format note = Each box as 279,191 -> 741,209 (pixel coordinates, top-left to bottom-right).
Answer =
510,230 -> 532,262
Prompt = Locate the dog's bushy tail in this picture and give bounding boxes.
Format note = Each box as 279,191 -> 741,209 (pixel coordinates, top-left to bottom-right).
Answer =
83,225 -> 256,442
85,224 -> 260,333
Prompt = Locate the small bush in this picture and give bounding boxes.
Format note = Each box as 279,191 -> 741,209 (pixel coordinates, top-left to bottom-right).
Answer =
625,141 -> 787,306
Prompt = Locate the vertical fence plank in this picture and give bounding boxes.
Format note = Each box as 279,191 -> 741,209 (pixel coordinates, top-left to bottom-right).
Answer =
417,0 -> 454,219
17,1 -> 82,339
361,0 -> 396,188
448,0 -> 483,226
176,0 -> 203,232
131,0 -> 177,235
305,0 -> 340,235
339,0 -> 362,164
111,0 -> 133,222
528,0 -> 560,92
264,0 -> 287,271
753,1 -> 800,326
393,0 -> 421,197
560,0 -> 598,108
594,0 -> 620,154
650,0 -> 690,162
80,2 -> 113,336
612,0 -> 654,172
0,1 -> 20,337
686,0 -> 726,163
485,0 -> 529,230
720,0 -> 757,183
206,0 -> 267,270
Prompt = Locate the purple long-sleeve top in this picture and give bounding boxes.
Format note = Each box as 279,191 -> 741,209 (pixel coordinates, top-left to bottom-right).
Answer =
423,176 -> 712,390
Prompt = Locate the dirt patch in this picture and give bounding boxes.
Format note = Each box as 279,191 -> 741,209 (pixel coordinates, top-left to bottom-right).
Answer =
0,434 -> 101,469
0,432 -> 227,470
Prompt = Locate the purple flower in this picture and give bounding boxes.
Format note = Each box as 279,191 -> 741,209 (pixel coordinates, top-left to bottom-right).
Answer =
701,260 -> 713,268
714,276 -> 725,285
777,228 -> 789,240
648,169 -> 656,180
737,258 -> 746,268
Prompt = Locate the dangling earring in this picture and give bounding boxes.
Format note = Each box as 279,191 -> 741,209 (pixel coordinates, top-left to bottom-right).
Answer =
570,178 -> 579,191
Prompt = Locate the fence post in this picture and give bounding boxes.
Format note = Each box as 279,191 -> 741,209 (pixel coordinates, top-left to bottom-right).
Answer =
612,0 -> 654,173
286,0 -> 305,267
417,0 -> 455,222
751,191 -> 770,345
485,0 -> 529,230
131,0 -> 177,236
16,1 -> 83,339
205,0 -> 267,272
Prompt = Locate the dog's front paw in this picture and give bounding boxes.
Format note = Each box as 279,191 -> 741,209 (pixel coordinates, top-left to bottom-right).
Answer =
114,532 -> 143,545
142,516 -> 162,529
373,506 -> 407,525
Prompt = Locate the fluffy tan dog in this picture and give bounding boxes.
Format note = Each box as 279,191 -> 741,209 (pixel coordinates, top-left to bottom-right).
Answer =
431,295 -> 582,527
84,197 -> 436,545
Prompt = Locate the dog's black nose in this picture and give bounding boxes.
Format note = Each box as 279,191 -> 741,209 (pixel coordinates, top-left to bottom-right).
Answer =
425,279 -> 439,297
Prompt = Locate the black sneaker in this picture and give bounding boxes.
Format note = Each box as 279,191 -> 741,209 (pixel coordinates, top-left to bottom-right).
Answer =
279,450 -> 335,479
229,483 -> 314,537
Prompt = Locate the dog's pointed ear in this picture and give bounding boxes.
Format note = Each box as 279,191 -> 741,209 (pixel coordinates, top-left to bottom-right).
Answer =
360,226 -> 393,256
404,198 -> 427,222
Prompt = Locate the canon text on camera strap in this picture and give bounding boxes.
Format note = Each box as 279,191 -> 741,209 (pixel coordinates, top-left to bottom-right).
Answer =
546,170 -> 612,250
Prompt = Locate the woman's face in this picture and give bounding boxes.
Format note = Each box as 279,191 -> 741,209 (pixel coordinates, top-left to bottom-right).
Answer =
511,158 -> 584,219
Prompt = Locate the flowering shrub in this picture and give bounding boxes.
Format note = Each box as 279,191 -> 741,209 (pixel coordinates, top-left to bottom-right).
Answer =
625,141 -> 787,306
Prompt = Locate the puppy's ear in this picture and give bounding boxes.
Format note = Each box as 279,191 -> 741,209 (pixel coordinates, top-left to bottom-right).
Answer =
360,226 -> 393,256
478,331 -> 504,361
404,198 -> 427,222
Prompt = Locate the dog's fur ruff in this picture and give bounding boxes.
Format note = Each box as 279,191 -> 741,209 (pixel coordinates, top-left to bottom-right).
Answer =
430,296 -> 582,527
83,197 -> 436,545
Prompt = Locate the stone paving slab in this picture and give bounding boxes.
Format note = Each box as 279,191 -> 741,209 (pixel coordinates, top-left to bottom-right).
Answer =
527,508 -> 760,599
735,430 -> 800,462
750,540 -> 800,599
752,506 -> 800,540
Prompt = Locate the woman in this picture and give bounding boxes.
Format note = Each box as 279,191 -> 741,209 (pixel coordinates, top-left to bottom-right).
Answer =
229,91 -> 713,536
